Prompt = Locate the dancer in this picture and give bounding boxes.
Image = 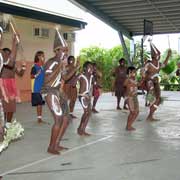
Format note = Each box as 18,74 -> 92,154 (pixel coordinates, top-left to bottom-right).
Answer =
112,58 -> 128,110
124,66 -> 139,131
0,28 -> 19,140
176,62 -> 180,77
92,62 -> 102,113
0,26 -> 6,141
31,51 -> 45,124
140,57 -> 151,107
0,30 -> 26,123
144,42 -> 171,121
41,31 -> 80,154
63,56 -> 79,119
0,18 -> 24,154
77,61 -> 93,136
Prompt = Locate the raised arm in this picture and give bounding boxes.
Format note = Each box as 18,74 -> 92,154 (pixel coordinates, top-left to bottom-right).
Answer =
4,34 -> 19,68
150,42 -> 161,61
162,49 -> 172,67
62,60 -> 80,81
11,34 -> 19,60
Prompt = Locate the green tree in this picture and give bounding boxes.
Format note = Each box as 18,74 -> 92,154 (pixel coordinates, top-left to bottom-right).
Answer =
160,50 -> 180,90
79,45 -> 124,91
79,43 -> 180,91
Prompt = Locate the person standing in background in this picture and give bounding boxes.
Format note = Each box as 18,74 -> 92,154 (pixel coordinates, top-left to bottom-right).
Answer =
31,51 -> 45,124
112,58 -> 128,110
63,56 -> 79,119
92,62 -> 102,113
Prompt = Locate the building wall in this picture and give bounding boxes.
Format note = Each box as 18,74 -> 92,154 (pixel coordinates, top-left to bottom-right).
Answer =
1,16 -> 76,102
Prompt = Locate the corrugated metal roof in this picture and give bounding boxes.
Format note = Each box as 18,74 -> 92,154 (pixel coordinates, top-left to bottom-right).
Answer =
70,0 -> 180,38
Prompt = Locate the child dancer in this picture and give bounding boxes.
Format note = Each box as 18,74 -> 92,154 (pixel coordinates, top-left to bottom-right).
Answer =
124,66 -> 139,131
78,61 -> 93,136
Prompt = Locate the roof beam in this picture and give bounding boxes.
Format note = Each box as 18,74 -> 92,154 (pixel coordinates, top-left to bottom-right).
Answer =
71,0 -> 180,36
98,2 -> 148,10
134,29 -> 180,36
70,0 -> 132,39
95,0 -> 180,7
113,11 -> 180,20
109,10 -> 180,17
146,0 -> 179,33
103,4 -> 180,14
94,0 -> 145,6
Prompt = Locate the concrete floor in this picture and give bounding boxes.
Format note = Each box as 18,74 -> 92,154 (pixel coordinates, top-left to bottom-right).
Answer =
1,91 -> 180,180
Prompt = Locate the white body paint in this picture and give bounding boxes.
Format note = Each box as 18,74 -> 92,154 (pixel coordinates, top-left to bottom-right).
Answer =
51,94 -> 62,116
79,74 -> 93,96
78,74 -> 93,109
0,53 -> 3,72
45,61 -> 62,87
80,96 -> 88,109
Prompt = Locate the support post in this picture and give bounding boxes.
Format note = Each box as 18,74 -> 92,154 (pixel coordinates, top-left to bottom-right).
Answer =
141,37 -> 144,67
118,31 -> 132,66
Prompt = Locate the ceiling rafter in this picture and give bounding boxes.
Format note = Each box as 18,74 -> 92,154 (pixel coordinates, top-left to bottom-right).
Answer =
70,0 -> 180,38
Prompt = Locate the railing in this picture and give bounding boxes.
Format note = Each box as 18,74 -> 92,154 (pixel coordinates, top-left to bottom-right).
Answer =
160,83 -> 180,91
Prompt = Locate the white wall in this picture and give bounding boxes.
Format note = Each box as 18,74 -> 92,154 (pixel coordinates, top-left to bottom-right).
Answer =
1,16 -> 75,61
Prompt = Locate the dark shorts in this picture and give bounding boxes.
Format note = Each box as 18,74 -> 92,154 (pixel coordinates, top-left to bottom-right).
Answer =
31,93 -> 45,106
93,86 -> 100,98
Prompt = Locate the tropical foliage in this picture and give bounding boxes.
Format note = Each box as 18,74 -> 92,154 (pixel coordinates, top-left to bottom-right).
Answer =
78,43 -> 180,91
79,45 -> 124,91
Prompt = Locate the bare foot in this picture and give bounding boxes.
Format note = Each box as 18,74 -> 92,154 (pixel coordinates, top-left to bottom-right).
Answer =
77,128 -> 83,136
146,116 -> 152,121
70,114 -> 77,119
38,119 -> 50,125
117,107 -> 121,110
92,108 -> 99,113
123,106 -> 128,110
56,146 -> 69,151
146,117 -> 160,122
150,118 -> 160,122
47,147 -> 60,155
126,127 -> 136,131
83,132 -> 91,136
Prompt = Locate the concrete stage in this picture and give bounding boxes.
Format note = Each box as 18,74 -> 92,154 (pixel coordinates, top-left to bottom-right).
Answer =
1,91 -> 180,180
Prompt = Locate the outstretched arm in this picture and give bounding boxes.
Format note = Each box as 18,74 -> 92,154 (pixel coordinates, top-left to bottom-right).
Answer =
150,42 -> 161,60
4,34 -> 19,68
62,60 -> 80,81
10,34 -> 19,62
162,49 -> 172,67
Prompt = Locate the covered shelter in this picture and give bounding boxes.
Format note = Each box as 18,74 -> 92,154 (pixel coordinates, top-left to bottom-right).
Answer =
70,0 -> 180,37
70,0 -> 180,64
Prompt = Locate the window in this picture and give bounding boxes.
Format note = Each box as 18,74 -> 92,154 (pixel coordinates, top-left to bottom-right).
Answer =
34,28 -> 40,36
63,32 -> 75,42
33,27 -> 49,38
41,28 -> 49,38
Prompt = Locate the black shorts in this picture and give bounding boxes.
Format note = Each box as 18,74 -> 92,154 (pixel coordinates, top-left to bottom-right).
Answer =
31,93 -> 45,106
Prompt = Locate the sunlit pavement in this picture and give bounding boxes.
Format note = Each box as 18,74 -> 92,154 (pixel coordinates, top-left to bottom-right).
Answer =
1,91 -> 180,180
